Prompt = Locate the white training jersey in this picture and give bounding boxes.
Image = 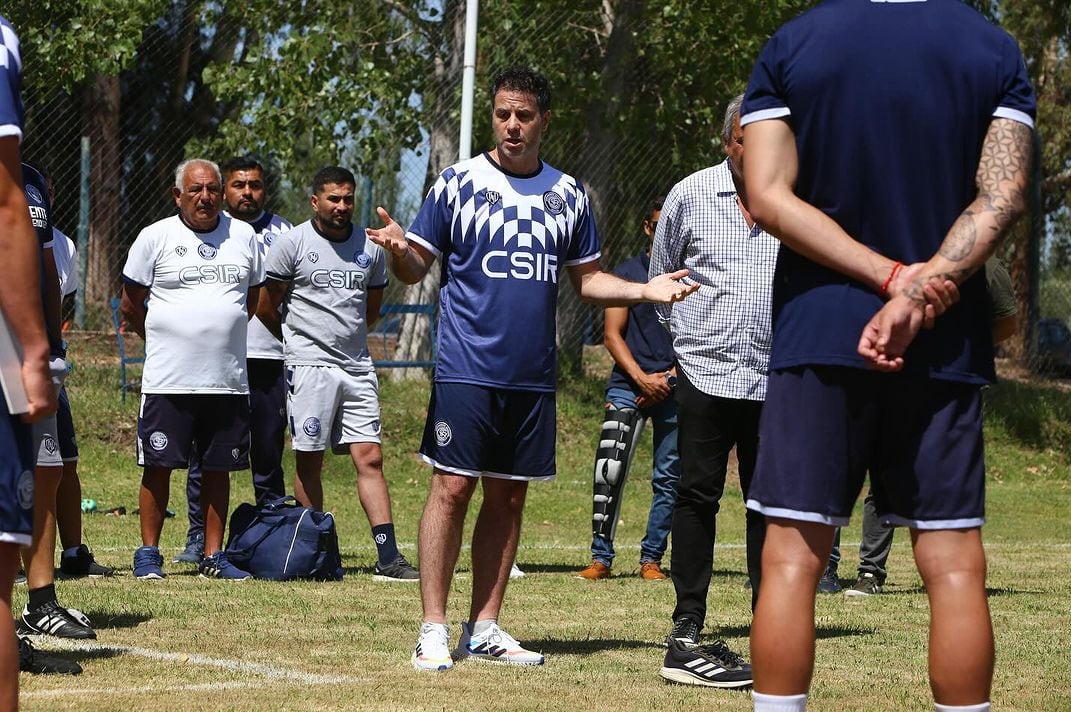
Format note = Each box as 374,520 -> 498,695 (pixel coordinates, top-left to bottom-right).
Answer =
122,214 -> 264,394
52,228 -> 77,296
264,219 -> 388,373
233,210 -> 293,360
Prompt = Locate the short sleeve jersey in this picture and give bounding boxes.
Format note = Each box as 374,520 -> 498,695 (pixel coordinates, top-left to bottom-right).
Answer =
237,210 -> 293,360
122,214 -> 264,394
264,220 -> 388,373
606,253 -> 676,393
406,152 -> 601,391
52,229 -> 78,296
0,16 -> 22,143
741,0 -> 1036,384
23,163 -> 63,357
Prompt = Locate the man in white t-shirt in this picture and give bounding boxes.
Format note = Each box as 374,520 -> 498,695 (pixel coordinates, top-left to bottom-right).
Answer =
258,165 -> 417,581
175,157 -> 293,565
121,158 -> 264,580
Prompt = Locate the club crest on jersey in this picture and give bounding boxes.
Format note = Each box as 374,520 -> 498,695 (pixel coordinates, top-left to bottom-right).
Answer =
43,436 -> 57,455
264,233 -> 275,246
485,190 -> 501,206
175,246 -> 187,257
26,185 -> 43,203
149,431 -> 168,451
543,191 -> 565,215
434,420 -> 452,447
308,252 -> 319,263
354,251 -> 371,268
17,470 -> 33,510
198,243 -> 218,260
303,417 -> 322,437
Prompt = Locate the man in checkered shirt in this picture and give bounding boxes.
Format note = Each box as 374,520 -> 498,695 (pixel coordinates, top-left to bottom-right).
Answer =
648,94 -> 776,689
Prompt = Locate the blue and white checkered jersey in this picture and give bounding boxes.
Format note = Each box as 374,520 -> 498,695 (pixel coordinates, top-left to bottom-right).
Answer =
649,159 -> 779,402
406,152 -> 601,392
0,16 -> 22,143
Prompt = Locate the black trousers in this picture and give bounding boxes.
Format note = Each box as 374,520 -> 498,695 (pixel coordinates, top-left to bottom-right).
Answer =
670,368 -> 766,626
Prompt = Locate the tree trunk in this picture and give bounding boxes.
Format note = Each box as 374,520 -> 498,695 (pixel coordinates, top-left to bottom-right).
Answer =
390,0 -> 463,382
82,74 -> 122,305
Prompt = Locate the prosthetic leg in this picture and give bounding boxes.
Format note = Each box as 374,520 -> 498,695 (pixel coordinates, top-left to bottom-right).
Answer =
592,405 -> 644,545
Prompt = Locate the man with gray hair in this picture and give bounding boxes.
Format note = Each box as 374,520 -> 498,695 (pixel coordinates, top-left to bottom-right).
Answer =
648,94 -> 777,688
121,158 -> 264,580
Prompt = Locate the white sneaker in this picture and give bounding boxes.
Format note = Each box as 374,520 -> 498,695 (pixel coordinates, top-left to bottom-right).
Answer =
456,620 -> 544,665
411,622 -> 454,671
509,563 -> 526,579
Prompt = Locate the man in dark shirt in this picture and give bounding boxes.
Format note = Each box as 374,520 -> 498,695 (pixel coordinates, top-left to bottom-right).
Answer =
576,198 -> 680,582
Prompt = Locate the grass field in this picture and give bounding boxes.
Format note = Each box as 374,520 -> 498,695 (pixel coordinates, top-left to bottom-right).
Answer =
16,334 -> 1071,710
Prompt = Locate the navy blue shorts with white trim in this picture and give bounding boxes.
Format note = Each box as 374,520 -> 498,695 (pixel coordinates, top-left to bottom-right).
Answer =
0,399 -> 34,545
747,365 -> 985,529
419,382 -> 556,481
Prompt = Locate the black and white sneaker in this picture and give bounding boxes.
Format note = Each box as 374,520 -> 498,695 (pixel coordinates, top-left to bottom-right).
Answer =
60,544 -> 116,578
373,554 -> 419,582
18,637 -> 82,675
664,615 -> 701,647
19,601 -> 97,640
660,637 -> 752,688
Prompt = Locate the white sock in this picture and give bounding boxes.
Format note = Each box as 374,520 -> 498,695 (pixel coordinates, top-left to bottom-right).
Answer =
472,619 -> 496,636
935,704 -> 990,712
753,691 -> 808,712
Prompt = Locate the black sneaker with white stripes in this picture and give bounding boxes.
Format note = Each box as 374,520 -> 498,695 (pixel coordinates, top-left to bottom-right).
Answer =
659,637 -> 752,688
18,601 -> 97,640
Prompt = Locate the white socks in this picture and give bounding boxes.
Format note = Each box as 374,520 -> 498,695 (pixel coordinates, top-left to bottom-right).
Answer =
935,704 -> 990,712
753,692 -> 808,711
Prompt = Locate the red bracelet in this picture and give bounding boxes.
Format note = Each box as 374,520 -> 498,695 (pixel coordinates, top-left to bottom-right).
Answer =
880,261 -> 903,296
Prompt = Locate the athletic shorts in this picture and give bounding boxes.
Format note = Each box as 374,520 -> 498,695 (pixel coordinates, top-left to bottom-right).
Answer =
287,365 -> 381,452
0,399 -> 34,545
419,382 -> 556,481
747,365 -> 985,530
57,386 -> 78,462
137,393 -> 250,471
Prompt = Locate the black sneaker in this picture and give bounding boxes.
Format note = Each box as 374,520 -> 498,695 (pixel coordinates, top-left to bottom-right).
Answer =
845,572 -> 883,597
664,616 -> 701,647
373,554 -> 419,582
660,637 -> 753,688
59,544 -> 116,578
19,601 -> 97,640
817,566 -> 842,594
18,637 -> 82,675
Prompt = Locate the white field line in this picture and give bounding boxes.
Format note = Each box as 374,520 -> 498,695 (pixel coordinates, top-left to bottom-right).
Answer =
39,638 -> 364,686
23,681 -> 259,698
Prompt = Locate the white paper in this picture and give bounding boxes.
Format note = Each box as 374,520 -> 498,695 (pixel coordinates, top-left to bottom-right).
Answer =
0,311 -> 29,414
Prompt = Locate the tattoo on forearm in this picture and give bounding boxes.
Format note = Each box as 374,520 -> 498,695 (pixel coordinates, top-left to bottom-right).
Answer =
936,118 -> 1032,271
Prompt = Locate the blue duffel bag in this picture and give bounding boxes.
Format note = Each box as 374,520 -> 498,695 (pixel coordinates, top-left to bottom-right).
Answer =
224,497 -> 343,581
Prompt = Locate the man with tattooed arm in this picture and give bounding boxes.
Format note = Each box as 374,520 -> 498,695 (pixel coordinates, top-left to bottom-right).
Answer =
736,2 -> 1036,711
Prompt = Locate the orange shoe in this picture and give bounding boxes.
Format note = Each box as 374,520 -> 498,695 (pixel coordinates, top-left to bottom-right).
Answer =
639,562 -> 668,581
575,561 -> 611,580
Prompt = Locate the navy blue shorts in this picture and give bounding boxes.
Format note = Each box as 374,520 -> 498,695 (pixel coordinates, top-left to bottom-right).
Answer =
57,386 -> 78,461
419,382 -> 556,480
748,366 -> 985,529
137,393 -> 250,471
0,400 -> 34,545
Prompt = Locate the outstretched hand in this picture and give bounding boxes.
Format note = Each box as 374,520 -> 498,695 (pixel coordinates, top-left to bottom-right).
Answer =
365,206 -> 408,257
643,269 -> 700,304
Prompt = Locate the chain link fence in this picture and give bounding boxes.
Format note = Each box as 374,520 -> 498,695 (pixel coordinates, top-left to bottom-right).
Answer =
15,1 -> 1067,379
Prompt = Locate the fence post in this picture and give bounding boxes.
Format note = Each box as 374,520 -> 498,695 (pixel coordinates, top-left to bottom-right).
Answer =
1026,129 -> 1042,365
75,136 -> 91,329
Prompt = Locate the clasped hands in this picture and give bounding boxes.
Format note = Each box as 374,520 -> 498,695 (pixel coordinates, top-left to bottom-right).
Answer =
857,262 -> 960,372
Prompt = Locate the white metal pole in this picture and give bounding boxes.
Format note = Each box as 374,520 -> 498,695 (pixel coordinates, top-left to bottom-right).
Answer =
458,0 -> 479,161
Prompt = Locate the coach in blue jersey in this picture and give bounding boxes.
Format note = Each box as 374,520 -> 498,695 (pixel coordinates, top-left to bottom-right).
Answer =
177,157 -> 292,565
0,14 -> 60,697
740,2 -> 1035,710
122,158 -> 264,581
368,66 -> 697,672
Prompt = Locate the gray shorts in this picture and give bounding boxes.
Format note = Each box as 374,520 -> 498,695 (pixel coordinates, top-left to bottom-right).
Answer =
287,365 -> 382,452
30,412 -> 62,468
